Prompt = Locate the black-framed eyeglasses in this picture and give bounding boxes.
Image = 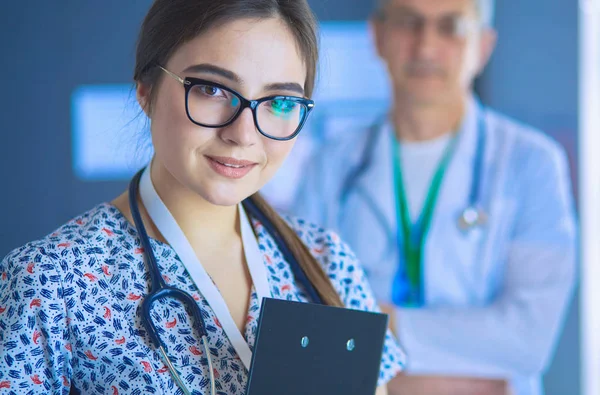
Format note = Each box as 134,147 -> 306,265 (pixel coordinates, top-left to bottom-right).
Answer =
159,66 -> 315,141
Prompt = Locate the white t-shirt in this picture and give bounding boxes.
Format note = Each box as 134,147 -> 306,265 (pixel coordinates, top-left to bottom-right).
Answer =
398,132 -> 454,222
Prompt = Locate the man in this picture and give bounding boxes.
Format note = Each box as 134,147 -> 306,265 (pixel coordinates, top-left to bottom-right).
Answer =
293,1 -> 577,394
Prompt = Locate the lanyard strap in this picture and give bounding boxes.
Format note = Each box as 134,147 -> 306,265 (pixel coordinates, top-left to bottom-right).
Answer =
139,165 -> 271,370
392,135 -> 457,306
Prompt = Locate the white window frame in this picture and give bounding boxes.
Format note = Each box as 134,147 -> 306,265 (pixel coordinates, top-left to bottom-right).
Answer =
579,2 -> 600,395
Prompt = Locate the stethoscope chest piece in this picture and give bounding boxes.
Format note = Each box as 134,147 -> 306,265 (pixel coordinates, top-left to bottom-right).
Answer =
457,206 -> 487,232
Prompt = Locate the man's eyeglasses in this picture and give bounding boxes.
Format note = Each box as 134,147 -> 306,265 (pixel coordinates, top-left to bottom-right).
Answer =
376,8 -> 480,39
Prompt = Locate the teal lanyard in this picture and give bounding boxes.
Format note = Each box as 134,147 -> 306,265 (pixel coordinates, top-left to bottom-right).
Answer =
392,134 -> 457,306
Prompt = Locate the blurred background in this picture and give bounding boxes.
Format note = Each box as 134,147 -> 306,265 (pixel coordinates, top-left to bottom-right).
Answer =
0,1 -> 597,394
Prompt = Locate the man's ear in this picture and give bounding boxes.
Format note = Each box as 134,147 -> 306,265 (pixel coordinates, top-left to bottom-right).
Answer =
369,16 -> 387,60
476,28 -> 497,74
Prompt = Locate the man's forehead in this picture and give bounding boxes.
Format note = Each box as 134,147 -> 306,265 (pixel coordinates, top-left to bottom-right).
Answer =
383,0 -> 476,17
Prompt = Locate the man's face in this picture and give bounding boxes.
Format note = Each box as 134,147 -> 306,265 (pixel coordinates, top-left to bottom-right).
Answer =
372,0 -> 496,106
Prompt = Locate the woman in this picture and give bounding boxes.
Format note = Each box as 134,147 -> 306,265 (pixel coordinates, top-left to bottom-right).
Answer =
0,0 -> 405,394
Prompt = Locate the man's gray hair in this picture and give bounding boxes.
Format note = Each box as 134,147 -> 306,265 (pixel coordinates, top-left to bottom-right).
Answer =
376,0 -> 495,27
476,0 -> 495,27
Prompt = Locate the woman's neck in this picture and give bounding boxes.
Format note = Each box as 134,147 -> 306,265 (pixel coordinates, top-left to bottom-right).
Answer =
150,161 -> 240,249
110,161 -> 253,332
111,161 -> 241,261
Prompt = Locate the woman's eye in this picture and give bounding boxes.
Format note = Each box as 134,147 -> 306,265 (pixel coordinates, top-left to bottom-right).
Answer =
191,84 -> 232,102
270,99 -> 297,115
200,85 -> 222,96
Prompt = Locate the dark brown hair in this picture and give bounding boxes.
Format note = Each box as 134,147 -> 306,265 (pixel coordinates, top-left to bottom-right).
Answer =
134,0 -> 319,110
134,0 -> 343,307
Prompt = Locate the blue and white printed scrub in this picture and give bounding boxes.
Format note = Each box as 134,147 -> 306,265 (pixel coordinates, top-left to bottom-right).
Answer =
0,203 -> 405,394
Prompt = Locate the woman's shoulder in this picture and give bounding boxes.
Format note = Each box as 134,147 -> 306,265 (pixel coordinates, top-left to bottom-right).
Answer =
1,203 -> 129,275
284,215 -> 407,377
284,215 -> 356,261
283,215 -> 371,301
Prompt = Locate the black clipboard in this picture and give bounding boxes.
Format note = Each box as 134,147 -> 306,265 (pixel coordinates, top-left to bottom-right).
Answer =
245,298 -> 388,395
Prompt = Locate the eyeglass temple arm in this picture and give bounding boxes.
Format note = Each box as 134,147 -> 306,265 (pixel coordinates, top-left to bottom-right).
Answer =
159,66 -> 186,85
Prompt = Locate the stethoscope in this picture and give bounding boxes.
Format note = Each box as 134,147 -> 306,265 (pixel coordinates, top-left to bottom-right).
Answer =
127,168 -> 323,395
338,105 -> 488,254
456,107 -> 487,231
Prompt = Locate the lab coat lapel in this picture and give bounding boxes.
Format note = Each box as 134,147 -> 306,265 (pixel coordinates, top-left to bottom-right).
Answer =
423,97 -> 486,304
350,99 -> 481,244
433,96 -> 481,216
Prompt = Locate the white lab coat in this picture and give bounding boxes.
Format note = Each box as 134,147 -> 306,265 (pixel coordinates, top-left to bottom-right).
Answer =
293,97 -> 577,395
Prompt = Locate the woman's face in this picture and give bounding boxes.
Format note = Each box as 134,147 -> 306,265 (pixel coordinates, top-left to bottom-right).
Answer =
138,17 -> 308,206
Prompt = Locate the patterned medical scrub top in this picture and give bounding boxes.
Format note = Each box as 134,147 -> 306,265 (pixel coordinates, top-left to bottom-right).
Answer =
0,203 -> 405,395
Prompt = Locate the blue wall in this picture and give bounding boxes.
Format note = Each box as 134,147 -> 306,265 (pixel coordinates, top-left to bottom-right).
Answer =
482,2 -> 580,395
0,1 -> 580,394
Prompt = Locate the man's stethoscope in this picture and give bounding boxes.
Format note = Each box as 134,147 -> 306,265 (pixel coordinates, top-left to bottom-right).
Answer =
338,105 -> 488,250
128,167 -> 323,395
457,106 -> 488,231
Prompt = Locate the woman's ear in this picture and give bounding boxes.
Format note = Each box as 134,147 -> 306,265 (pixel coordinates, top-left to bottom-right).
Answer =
136,82 -> 152,117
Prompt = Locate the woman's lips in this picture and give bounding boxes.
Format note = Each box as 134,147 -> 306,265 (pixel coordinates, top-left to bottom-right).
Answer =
205,156 -> 258,179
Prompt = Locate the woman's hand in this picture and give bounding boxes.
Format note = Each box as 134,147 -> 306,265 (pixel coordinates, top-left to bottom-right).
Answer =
380,303 -> 398,336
